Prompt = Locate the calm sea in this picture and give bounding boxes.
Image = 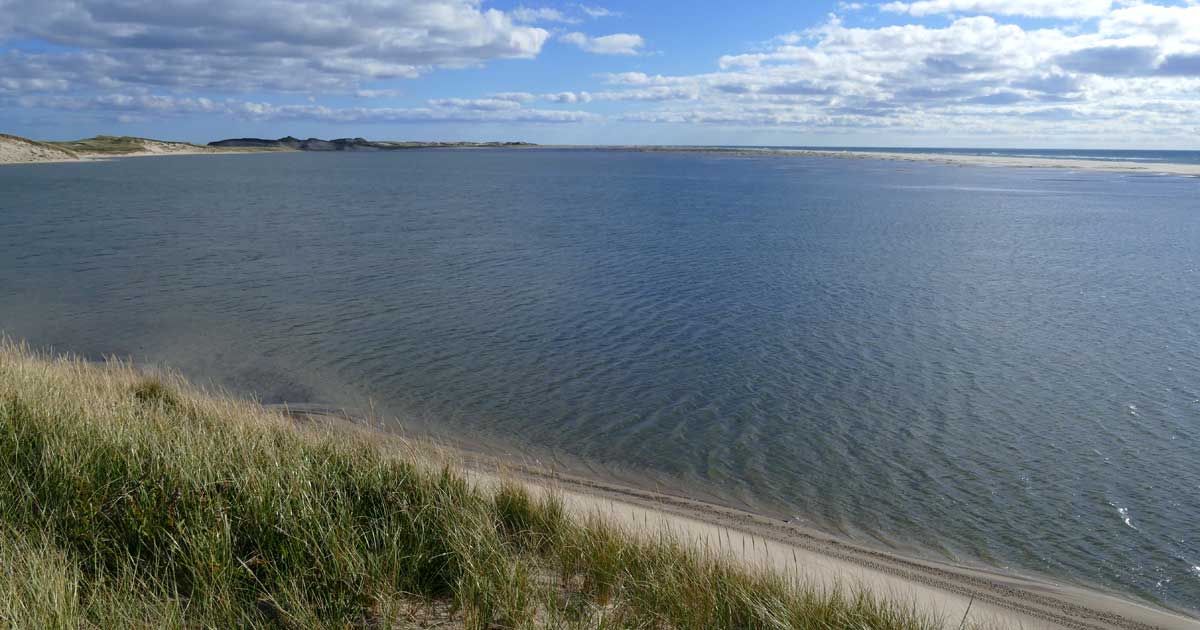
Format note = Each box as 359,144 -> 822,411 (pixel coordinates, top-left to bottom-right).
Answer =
1,149 -> 1198,613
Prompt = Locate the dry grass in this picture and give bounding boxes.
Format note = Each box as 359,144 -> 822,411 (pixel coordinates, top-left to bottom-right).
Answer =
0,339 -> 956,629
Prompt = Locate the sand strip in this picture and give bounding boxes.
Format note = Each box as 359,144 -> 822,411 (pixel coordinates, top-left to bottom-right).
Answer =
498,461 -> 1198,630
279,405 -> 1200,630
532,145 -> 1200,177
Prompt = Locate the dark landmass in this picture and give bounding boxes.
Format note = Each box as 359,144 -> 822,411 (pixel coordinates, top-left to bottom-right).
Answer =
207,136 -> 537,151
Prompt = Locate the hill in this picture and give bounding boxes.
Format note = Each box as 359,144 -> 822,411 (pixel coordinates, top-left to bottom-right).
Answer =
209,136 -> 536,150
0,340 -> 942,629
0,133 -> 80,163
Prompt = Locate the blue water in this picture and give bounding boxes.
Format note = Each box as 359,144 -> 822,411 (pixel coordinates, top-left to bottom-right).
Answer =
1,149 -> 1198,613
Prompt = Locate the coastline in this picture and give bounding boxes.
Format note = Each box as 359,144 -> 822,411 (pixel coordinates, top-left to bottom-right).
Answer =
766,148 -> 1200,177
5,136 -> 1200,177
297,408 -> 1199,630
529,145 -> 1200,177
0,147 -> 292,166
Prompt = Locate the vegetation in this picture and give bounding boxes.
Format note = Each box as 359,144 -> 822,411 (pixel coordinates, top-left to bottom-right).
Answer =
48,135 -> 198,155
0,132 -> 79,157
0,340 -> 949,629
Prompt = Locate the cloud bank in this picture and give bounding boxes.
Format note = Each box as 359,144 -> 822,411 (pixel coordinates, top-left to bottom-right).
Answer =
2,0 -> 1199,143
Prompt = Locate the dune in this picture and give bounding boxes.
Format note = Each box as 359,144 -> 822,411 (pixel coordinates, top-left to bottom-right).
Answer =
0,133 -> 291,165
0,133 -> 80,164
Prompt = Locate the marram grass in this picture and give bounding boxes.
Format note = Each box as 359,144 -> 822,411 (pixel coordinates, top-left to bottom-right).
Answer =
0,340 -> 954,629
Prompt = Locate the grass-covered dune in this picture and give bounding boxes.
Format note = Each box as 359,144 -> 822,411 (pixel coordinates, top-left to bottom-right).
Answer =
0,340 -> 944,629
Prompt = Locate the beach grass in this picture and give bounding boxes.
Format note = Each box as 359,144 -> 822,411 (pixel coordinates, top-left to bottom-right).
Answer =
0,339 -> 953,629
48,135 -> 187,155
0,132 -> 80,158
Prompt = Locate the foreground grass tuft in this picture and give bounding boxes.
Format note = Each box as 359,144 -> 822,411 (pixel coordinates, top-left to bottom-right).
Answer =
0,339 -> 951,628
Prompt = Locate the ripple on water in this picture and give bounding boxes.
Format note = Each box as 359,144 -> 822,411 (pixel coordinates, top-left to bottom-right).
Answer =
1,150 -> 1198,612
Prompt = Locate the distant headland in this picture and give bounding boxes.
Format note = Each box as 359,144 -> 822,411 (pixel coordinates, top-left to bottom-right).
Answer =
4,132 -> 1198,176
208,136 -> 537,151
0,133 -> 537,164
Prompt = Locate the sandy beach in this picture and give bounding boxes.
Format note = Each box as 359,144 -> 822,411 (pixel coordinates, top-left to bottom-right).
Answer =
775,149 -> 1200,178
286,403 -> 1197,630
542,145 -> 1200,177
468,452 -> 1198,630
6,132 -> 1200,178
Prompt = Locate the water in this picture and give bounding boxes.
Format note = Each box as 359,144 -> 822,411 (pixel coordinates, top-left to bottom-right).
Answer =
1,149 -> 1198,613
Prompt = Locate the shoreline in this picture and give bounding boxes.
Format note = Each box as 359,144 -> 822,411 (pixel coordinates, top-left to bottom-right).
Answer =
0,147 -> 293,166
527,145 -> 1200,177
5,139 -> 1200,177
293,408 -> 1199,630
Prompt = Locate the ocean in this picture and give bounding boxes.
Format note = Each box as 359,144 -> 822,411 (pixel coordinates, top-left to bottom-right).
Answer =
1,148 -> 1198,613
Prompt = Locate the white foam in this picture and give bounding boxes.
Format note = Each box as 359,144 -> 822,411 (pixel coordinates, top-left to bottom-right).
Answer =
1109,502 -> 1138,530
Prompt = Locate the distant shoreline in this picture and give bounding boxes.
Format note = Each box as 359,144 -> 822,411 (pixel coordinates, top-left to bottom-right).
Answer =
5,132 -> 1199,177
519,145 -> 1200,177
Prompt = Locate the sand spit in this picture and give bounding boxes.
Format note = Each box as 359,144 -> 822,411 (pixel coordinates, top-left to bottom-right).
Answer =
779,149 -> 1200,177
547,145 -> 1200,177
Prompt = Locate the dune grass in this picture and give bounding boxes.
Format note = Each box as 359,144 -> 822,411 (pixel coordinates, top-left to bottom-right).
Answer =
48,135 -> 183,155
0,133 -> 80,158
0,340 -> 952,629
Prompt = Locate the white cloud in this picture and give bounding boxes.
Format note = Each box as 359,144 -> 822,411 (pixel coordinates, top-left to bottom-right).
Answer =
578,7 -> 1200,139
427,97 -> 524,111
0,0 -> 550,92
561,32 -> 645,55
355,89 -> 403,99
881,0 -> 1114,19
490,92 -> 538,103
511,6 -> 580,24
6,0 -> 1200,142
541,91 -> 593,103
579,5 -> 621,18
9,92 -> 598,124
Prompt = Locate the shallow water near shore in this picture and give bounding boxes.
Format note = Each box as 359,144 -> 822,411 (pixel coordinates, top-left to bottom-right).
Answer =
1,149 -> 1198,614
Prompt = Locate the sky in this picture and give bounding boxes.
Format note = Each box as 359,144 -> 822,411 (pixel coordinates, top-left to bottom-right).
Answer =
1,0 -> 1198,147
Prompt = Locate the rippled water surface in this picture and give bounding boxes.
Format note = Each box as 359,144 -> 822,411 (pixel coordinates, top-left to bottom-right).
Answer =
2,150 -> 1198,612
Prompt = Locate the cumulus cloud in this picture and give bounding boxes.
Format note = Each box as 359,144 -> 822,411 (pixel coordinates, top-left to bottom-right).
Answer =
0,0 -> 549,92
511,6 -> 580,24
5,0 -> 1200,140
355,89 -> 403,99
427,97 -> 524,111
579,5 -> 621,18
541,91 -> 593,103
490,92 -> 538,103
561,32 -> 645,55
587,6 -> 1200,138
881,0 -> 1114,19
9,92 -> 597,124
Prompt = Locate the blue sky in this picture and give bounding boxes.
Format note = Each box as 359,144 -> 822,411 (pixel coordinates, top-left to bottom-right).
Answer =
1,0 -> 1198,147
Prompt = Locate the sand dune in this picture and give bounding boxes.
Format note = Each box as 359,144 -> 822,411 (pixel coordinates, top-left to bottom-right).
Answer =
0,133 -> 287,165
0,133 -> 80,164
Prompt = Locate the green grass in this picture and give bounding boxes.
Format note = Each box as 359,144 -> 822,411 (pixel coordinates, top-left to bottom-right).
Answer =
48,135 -> 292,155
0,340 -> 954,629
48,135 -> 188,155
0,133 -> 80,158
